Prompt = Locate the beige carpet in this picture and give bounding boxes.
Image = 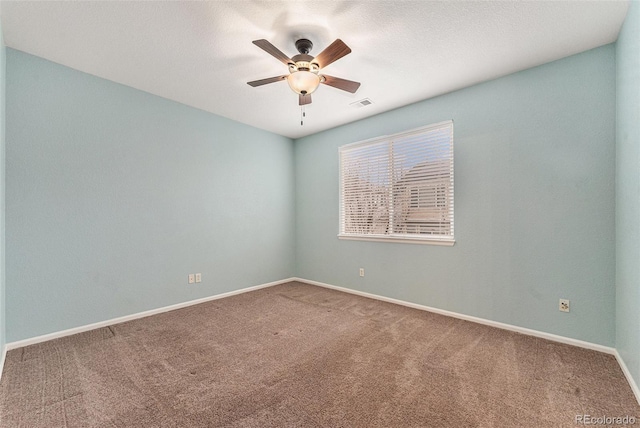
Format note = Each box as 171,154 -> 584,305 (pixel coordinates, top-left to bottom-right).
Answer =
0,281 -> 638,427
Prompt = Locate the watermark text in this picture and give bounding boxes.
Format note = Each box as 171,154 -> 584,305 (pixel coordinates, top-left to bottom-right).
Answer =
575,415 -> 636,425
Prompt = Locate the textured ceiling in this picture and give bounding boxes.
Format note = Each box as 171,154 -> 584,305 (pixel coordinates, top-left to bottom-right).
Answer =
0,1 -> 630,139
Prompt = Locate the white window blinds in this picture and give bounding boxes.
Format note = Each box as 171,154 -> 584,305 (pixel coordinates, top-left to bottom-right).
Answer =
339,121 -> 454,244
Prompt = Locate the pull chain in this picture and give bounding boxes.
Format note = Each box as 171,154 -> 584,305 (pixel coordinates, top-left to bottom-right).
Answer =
300,105 -> 306,126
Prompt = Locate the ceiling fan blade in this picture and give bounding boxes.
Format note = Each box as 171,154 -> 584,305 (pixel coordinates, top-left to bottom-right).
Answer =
247,75 -> 288,87
321,75 -> 361,93
252,39 -> 294,66
312,39 -> 351,68
299,94 -> 312,106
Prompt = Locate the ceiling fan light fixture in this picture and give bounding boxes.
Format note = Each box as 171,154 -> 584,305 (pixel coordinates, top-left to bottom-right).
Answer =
287,71 -> 320,95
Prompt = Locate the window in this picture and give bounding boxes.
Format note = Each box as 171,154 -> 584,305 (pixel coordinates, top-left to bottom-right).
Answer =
339,121 -> 454,245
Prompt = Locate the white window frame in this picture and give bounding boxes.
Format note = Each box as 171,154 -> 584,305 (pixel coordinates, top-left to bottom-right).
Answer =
338,121 -> 454,246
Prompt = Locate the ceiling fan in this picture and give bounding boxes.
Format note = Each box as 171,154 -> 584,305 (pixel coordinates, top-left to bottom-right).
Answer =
247,38 -> 361,106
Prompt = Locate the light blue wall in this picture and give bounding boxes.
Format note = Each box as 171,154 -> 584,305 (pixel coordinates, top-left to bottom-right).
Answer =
1,35 -> 624,349
0,17 -> 6,353
616,0 -> 640,391
295,45 -> 616,346
5,49 -> 295,342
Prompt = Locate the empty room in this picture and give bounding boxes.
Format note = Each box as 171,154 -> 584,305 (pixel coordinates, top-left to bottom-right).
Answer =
0,0 -> 639,426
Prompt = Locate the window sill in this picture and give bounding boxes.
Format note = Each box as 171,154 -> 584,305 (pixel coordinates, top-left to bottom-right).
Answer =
337,234 -> 455,246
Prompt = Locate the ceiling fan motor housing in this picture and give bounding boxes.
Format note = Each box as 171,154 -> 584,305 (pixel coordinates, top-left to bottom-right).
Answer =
290,56 -> 318,72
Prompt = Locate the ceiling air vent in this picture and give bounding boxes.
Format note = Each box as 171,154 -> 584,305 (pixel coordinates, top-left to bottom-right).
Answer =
350,98 -> 373,108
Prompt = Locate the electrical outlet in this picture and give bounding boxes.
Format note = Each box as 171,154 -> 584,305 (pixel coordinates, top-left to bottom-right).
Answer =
559,299 -> 570,313
188,274 -> 195,284
195,273 -> 202,283
359,268 -> 365,277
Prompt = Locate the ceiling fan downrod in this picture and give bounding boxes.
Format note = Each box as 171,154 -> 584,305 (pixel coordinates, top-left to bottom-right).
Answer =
295,39 -> 313,55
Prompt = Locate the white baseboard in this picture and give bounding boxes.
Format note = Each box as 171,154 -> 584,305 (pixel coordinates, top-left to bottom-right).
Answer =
5,278 -> 295,351
614,349 -> 640,406
0,344 -> 6,383
292,277 -> 616,355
